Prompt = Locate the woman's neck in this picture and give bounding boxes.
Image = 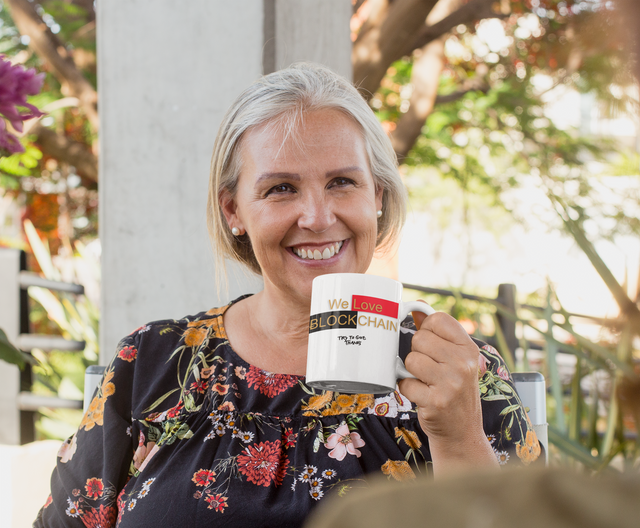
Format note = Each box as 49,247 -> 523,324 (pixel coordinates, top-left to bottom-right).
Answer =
224,287 -> 311,375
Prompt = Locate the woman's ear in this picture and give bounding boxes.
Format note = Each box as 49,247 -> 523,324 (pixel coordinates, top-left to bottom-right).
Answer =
219,189 -> 244,233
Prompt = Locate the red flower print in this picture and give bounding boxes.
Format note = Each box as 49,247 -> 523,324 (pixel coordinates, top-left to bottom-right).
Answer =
204,493 -> 228,512
282,427 -> 298,449
118,346 -> 137,362
190,380 -> 209,394
43,495 -> 52,509
245,366 -> 298,397
81,504 -> 117,528
237,440 -> 289,487
116,488 -> 126,523
192,469 -> 216,487
84,477 -> 104,499
166,401 -> 184,418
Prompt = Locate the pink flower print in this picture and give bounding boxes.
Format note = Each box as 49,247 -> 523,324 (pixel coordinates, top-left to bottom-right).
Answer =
497,365 -> 511,381
478,353 -> 490,378
325,423 -> 365,461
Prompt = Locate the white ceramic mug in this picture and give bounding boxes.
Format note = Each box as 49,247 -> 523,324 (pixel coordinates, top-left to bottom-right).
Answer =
306,273 -> 435,394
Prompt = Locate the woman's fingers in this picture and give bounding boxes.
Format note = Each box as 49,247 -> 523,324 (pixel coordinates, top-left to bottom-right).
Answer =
418,312 -> 475,347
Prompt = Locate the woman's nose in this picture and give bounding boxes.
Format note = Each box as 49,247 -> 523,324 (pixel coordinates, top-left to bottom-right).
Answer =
297,195 -> 336,233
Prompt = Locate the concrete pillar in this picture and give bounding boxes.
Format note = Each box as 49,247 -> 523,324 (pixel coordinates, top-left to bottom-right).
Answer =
264,0 -> 352,78
98,1 -> 352,363
0,249 -> 21,445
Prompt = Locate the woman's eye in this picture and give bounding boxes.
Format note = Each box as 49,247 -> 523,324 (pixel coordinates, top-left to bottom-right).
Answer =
266,183 -> 295,196
330,177 -> 355,188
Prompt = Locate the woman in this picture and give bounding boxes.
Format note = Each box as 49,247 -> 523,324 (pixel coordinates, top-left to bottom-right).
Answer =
36,63 -> 539,528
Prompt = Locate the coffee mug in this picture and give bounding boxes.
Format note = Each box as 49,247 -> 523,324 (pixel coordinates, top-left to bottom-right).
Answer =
306,273 -> 435,394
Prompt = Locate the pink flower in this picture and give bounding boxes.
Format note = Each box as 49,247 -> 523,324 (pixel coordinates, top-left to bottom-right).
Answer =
325,423 -> 365,461
497,365 -> 511,381
0,56 -> 44,154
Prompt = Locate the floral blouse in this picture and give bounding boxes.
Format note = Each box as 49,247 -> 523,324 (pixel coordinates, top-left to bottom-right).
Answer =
35,296 -> 541,528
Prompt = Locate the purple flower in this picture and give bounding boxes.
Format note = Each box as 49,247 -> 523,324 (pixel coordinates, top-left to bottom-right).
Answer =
0,55 -> 45,154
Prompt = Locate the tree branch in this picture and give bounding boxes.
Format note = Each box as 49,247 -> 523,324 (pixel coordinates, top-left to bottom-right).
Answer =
5,0 -> 99,132
391,37 -> 446,161
405,0 -> 507,56
353,0 -> 440,99
31,123 -> 98,182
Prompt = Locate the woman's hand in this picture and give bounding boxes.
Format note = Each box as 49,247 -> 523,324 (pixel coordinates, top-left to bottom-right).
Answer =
398,308 -> 498,475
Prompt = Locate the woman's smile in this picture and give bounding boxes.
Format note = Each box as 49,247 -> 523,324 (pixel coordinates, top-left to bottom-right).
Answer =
290,240 -> 345,260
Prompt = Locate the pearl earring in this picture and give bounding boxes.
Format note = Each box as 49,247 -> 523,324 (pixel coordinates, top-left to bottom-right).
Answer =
376,210 -> 382,218
231,227 -> 240,236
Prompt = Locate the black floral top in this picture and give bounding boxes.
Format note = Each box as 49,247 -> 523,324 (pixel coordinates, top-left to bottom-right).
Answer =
35,296 -> 541,528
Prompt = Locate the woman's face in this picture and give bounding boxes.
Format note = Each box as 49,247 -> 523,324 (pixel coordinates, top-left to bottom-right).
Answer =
221,109 -> 383,304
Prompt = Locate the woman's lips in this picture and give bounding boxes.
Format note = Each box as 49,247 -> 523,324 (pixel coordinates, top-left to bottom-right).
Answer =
291,241 -> 344,260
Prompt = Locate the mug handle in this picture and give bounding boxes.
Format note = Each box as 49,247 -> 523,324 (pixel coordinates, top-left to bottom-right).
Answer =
395,301 -> 436,381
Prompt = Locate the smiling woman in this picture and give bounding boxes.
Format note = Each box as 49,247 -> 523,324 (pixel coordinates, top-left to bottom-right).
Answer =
35,63 -> 540,528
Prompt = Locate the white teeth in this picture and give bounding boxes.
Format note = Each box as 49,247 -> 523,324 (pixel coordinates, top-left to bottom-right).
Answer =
293,241 -> 344,260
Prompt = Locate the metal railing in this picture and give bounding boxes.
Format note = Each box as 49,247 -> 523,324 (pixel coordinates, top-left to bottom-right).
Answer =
0,248 -> 85,445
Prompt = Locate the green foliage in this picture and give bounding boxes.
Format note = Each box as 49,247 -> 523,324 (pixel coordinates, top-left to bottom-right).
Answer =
23,219 -> 100,439
0,327 -> 34,368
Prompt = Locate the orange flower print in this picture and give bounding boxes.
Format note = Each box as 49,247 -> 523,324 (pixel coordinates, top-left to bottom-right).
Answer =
516,430 -> 541,465
85,477 -> 104,499
234,366 -> 247,380
212,383 -> 229,396
192,469 -> 216,487
394,427 -> 422,450
80,370 -> 115,431
184,326 -> 208,347
218,401 -> 235,412
117,345 -> 137,362
381,460 -> 416,481
301,391 -> 334,414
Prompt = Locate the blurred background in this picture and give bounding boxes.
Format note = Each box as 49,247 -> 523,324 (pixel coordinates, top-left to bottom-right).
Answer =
0,0 -> 638,525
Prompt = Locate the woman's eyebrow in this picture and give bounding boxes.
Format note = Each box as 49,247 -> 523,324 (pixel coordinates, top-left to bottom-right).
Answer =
325,166 -> 364,178
255,172 -> 301,187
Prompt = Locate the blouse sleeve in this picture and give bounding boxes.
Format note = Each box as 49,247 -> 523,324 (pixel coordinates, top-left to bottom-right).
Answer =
474,340 -> 544,467
34,332 -> 140,527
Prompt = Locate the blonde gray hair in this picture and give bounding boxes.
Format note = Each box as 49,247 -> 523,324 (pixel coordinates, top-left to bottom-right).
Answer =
207,62 -> 406,281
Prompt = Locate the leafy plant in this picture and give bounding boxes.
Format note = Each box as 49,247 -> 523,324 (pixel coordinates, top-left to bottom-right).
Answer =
0,327 -> 34,368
